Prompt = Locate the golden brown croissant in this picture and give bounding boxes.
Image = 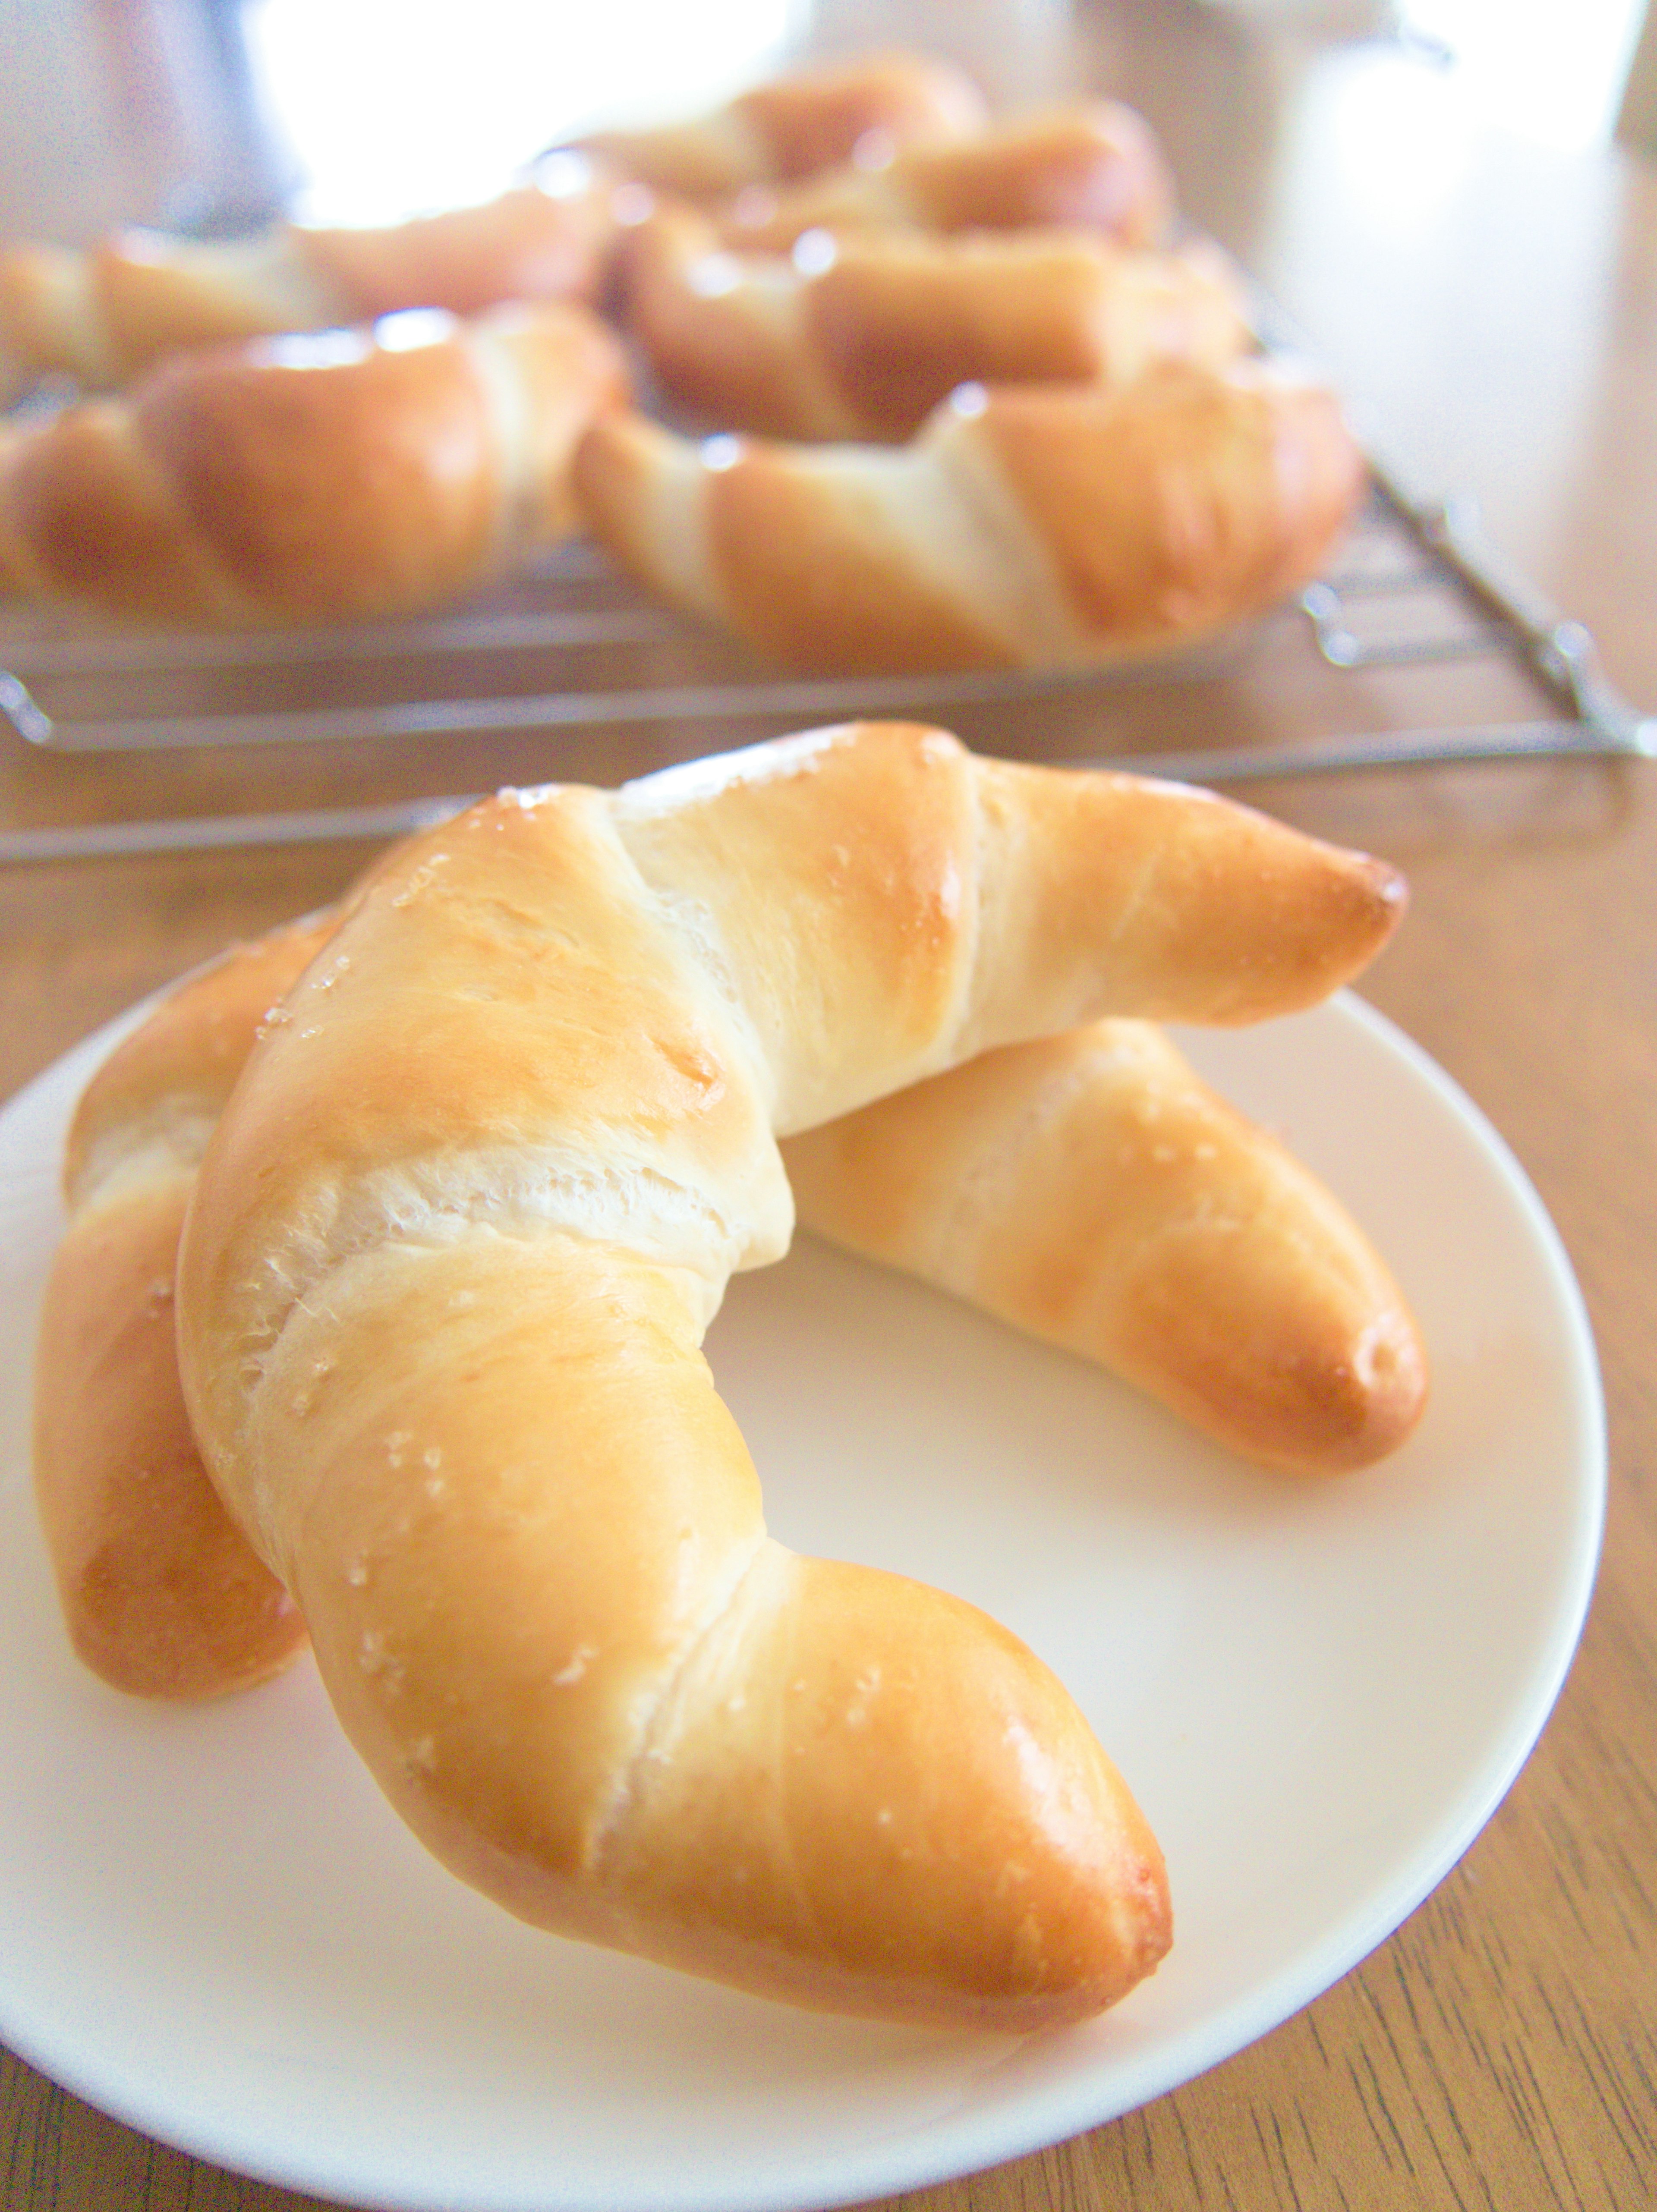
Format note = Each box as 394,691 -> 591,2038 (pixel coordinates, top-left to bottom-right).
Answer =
0,299 -> 628,626
159,724 -> 1406,2027
713,101 -> 1173,254
572,49 -> 988,199
0,165 -> 621,403
35,767 -> 1411,1708
33,917 -> 334,1698
35,918 -> 1417,1705
785,1021 -> 1427,1475
619,199 -> 1252,441
574,360 -> 1366,674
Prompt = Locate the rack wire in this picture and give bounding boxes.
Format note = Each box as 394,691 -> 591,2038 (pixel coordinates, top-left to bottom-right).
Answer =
0,442 -> 1650,866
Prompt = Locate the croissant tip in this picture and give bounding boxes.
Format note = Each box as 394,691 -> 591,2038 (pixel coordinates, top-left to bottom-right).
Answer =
1371,855 -> 1410,911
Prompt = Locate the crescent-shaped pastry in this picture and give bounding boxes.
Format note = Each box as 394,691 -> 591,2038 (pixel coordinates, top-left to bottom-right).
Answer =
0,299 -> 628,626
0,164 -> 621,402
620,200 -> 1251,441
574,362 -> 1365,674
161,725 -> 1404,2024
35,904 -> 1418,1708
785,1021 -> 1427,1475
572,49 -> 988,199
714,101 -> 1173,254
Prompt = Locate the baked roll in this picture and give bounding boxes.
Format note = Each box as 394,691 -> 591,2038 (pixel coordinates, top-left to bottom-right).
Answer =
32,917 -> 335,1698
572,48 -> 988,199
574,361 -> 1365,674
0,298 -> 628,626
158,726 -> 1404,2025
785,1019 -> 1427,1476
36,741 -> 1413,1709
34,898 -> 1418,1711
0,163 -> 620,403
620,200 -> 1252,441
714,101 -> 1173,254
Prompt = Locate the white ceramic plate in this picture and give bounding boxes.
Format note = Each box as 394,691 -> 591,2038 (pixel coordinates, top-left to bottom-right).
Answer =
0,993 -> 1603,2212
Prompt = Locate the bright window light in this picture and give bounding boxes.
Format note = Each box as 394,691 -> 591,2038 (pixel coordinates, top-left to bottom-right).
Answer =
246,0 -> 806,223
1399,0 -> 1648,149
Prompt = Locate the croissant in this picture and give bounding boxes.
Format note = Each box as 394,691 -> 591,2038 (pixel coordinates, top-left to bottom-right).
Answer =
574,360 -> 1366,674
572,49 -> 988,199
0,299 -> 628,627
162,724 -> 1407,2026
712,101 -> 1173,255
785,1021 -> 1427,1475
33,916 -> 334,1697
35,825 -> 1413,1700
619,200 -> 1252,441
0,164 -> 621,403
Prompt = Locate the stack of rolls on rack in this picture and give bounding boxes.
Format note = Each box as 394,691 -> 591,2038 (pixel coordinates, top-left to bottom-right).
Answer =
0,46 -> 1368,658
34,722 -> 1427,2030
574,77 -> 1368,673
0,52 -> 991,403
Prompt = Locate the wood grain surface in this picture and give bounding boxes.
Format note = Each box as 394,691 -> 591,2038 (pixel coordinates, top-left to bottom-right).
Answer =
2,3 -> 1654,2209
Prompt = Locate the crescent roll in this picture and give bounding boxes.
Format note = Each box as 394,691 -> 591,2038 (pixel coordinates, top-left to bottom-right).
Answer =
574,361 -> 1365,674
148,725 -> 1408,2026
39,782 -> 1411,1711
620,200 -> 1252,441
0,299 -> 628,627
35,828 -> 1414,1708
33,917 -> 335,1698
713,101 -> 1173,254
784,1021 -> 1427,1476
0,164 -> 621,403
572,49 -> 988,199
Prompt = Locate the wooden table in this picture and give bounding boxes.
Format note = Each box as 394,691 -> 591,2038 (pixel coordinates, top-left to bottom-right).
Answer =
3,3 -> 1654,2206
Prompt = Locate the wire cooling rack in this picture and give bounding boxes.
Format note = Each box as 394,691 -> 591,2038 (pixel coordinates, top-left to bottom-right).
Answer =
0,443 -> 1650,866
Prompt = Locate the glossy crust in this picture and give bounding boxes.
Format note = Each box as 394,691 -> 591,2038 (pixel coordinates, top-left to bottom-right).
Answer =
620,201 -> 1252,440
0,173 -> 621,400
167,725 -> 1405,2024
0,300 -> 629,625
717,101 -> 1173,253
573,360 -> 1367,674
573,50 -> 987,199
784,1020 -> 1427,1474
